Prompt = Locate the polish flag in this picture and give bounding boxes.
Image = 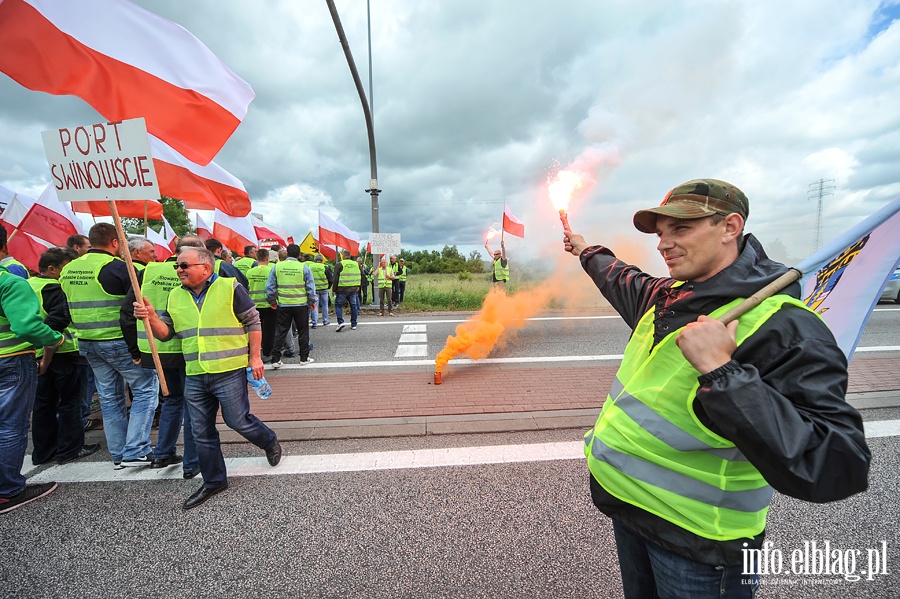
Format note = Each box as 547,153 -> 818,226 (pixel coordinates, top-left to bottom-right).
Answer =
502,203 -> 525,238
195,213 -> 212,240
149,136 -> 251,217
250,214 -> 289,247
146,226 -> 173,260
7,232 -> 53,273
318,210 -> 359,256
212,209 -> 257,255
72,200 -> 164,220
162,216 -> 178,252
0,0 -> 255,166
0,185 -> 79,272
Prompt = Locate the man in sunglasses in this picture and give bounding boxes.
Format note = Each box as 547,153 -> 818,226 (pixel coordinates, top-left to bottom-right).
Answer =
134,247 -> 281,510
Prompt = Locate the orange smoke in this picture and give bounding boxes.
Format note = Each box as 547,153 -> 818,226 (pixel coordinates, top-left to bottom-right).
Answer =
434,284 -> 555,373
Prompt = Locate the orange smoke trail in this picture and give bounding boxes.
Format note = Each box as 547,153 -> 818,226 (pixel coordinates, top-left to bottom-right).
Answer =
434,284 -> 555,373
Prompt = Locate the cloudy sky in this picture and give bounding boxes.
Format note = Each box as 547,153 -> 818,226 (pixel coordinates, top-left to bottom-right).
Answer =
2,0 -> 899,274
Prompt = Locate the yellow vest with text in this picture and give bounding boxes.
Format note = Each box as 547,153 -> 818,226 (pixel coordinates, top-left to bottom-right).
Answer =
28,277 -> 78,357
337,259 -> 360,287
234,256 -> 255,276
246,263 -> 274,308
584,294 -> 813,541
307,261 -> 329,291
59,253 -> 125,341
167,277 -> 248,376
137,262 -> 182,355
273,260 -> 308,305
493,258 -> 509,282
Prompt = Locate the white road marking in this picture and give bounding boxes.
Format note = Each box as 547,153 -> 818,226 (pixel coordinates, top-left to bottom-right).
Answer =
855,346 -> 900,352
394,345 -> 427,357
23,421 -> 900,483
402,325 -> 427,333
399,333 -> 427,343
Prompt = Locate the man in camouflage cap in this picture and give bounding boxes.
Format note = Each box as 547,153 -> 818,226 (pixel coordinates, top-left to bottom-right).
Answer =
562,178 -> 869,597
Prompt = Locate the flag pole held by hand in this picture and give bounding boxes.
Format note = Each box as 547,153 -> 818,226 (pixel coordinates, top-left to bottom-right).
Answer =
716,268 -> 802,325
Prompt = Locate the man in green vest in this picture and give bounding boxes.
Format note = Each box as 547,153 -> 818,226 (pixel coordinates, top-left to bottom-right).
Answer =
265,243 -> 316,367
246,249 -> 276,360
29,247 -> 100,466
0,227 -> 64,513
307,254 -> 332,328
60,223 -> 160,469
133,247 -> 282,510
233,244 -> 258,277
331,249 -> 361,331
485,239 -> 508,285
563,178 -> 869,597
127,236 -> 156,272
394,258 -> 408,308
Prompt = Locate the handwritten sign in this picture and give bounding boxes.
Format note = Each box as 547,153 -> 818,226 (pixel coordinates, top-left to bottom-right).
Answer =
370,233 -> 401,255
42,117 -> 159,202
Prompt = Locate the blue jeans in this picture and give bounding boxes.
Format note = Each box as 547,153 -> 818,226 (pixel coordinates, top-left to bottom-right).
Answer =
154,366 -> 198,472
32,353 -> 88,464
185,368 -> 276,489
0,354 -> 38,498
334,290 -> 359,327
613,520 -> 758,599
79,339 -> 159,463
311,290 -> 330,325
82,367 -> 96,425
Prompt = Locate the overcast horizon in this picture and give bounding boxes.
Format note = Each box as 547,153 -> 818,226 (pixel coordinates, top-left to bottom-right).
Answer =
2,0 -> 900,275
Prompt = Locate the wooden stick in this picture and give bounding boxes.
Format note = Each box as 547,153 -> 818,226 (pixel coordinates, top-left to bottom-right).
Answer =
7,228 -> 18,243
717,268 -> 802,324
107,200 -> 169,396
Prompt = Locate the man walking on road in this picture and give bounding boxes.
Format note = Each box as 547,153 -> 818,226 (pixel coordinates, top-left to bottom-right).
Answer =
564,178 -> 870,598
134,247 -> 282,510
266,243 -> 316,367
332,249 -> 361,331
60,223 -> 159,468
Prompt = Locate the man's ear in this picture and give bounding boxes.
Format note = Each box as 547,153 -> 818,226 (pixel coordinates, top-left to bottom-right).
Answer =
722,213 -> 744,243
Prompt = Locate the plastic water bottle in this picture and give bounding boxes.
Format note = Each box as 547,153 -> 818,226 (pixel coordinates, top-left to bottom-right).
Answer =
246,367 -> 272,400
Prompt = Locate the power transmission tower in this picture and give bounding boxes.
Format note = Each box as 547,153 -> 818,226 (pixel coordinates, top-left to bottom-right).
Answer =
807,179 -> 835,250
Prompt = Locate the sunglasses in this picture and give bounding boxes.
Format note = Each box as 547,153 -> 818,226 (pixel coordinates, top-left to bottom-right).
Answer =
173,262 -> 203,270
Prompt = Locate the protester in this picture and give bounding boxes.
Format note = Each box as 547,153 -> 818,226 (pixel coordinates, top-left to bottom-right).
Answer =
564,178 -> 871,597
134,247 -> 282,510
357,257 -> 371,305
59,223 -> 160,468
394,258 -> 408,308
120,236 -> 204,479
0,234 -> 28,279
67,233 -> 98,429
332,249 -> 361,331
374,256 -> 395,316
29,247 -> 99,466
389,255 -> 400,305
307,254 -> 331,328
0,227 -> 64,513
233,244 -> 257,277
266,243 -> 316,368
247,249 -> 276,361
485,239 -> 508,285
128,236 -> 156,271
66,234 -> 91,256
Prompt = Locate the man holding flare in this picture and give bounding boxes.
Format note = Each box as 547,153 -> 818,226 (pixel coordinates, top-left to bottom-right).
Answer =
562,178 -> 869,598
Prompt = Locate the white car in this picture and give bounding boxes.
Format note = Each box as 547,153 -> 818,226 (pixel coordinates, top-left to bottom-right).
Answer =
880,266 -> 900,304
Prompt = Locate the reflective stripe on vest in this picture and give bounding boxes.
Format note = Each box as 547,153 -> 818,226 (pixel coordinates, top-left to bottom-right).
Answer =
137,262 -> 182,355
584,294 -> 813,541
338,259 -> 360,287
493,258 -> 509,281
274,261 -> 308,305
246,264 -> 274,308
167,277 -> 248,375
397,266 -> 407,281
27,277 -> 78,356
308,261 -> 329,291
59,253 -> 124,340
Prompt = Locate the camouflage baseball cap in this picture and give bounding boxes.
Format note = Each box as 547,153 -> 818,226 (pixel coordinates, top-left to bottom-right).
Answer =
633,178 -> 749,234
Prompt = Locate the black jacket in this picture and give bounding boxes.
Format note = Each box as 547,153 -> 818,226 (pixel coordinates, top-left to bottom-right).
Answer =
581,234 -> 870,565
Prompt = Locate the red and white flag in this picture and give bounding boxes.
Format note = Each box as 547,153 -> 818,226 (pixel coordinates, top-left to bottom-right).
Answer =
318,210 -> 359,256
195,212 -> 212,240
72,200 -> 164,220
502,203 -> 525,238
145,226 -> 173,261
162,216 -> 178,252
0,184 -> 80,272
212,209 -> 257,255
0,0 -> 254,166
250,214 -> 289,248
149,136 -> 251,217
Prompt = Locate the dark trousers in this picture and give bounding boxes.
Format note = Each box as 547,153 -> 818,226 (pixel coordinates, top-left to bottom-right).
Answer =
396,281 -> 406,304
154,366 -> 198,471
360,282 -> 369,304
32,353 -> 88,465
271,305 -> 310,361
258,307 -> 277,358
392,279 -> 400,304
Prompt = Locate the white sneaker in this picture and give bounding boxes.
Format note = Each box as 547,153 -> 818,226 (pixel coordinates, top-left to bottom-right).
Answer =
272,361 -> 284,369
299,357 -> 315,365
351,326 -> 357,330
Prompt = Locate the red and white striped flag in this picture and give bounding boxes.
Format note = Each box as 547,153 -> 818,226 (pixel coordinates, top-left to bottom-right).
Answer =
0,184 -> 81,272
195,212 -> 212,240
0,0 -> 254,165
146,225 -> 173,261
212,209 -> 257,255
502,203 -> 525,238
162,216 -> 178,252
250,214 -> 289,248
318,210 -> 359,256
149,136 -> 251,217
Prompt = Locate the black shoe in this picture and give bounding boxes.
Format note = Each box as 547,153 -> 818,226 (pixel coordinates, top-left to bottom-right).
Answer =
151,454 -> 183,469
57,444 -> 101,465
183,467 -> 201,480
266,440 -> 282,467
0,482 -> 59,514
120,454 -> 154,468
282,351 -> 297,358
183,484 -> 228,510
83,418 -> 102,431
